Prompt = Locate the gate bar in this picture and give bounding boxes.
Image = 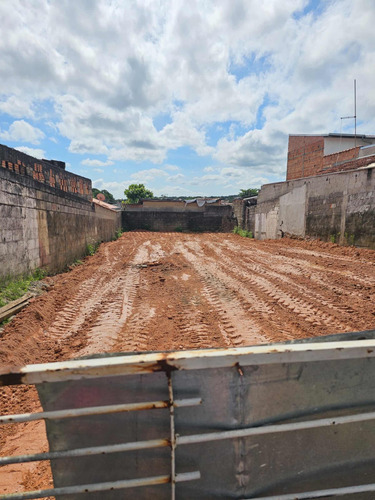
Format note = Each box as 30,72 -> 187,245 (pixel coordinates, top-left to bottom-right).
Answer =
3,409 -> 375,467
1,471 -> 201,500
0,398 -> 202,424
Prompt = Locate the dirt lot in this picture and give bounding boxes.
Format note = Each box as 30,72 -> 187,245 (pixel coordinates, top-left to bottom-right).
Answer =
1,231 -> 375,495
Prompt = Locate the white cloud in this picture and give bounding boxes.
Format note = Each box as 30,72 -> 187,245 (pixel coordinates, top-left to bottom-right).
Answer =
167,173 -> 185,182
0,0 -> 375,195
163,164 -> 180,172
92,178 -> 130,199
15,146 -> 45,159
81,158 -> 114,167
0,120 -> 45,144
130,168 -> 168,182
0,96 -> 34,119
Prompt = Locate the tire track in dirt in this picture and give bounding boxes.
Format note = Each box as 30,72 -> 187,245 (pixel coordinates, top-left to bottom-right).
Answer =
204,239 -> 350,334
115,236 -> 225,352
215,237 -> 375,333
175,240 -> 271,345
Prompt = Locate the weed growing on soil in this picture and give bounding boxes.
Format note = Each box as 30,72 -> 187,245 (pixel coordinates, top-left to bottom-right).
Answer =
0,268 -> 47,308
114,229 -> 123,240
233,226 -> 253,238
86,242 -> 100,256
68,259 -> 83,270
174,226 -> 184,232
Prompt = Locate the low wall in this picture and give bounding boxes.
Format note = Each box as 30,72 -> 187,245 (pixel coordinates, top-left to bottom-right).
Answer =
122,205 -> 234,232
253,166 -> 375,248
0,168 -> 121,278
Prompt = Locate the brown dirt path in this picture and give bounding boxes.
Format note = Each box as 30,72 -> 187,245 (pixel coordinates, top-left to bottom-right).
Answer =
1,232 -> 375,495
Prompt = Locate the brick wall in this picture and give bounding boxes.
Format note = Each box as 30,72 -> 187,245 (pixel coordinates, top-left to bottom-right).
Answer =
321,147 -> 360,168
318,151 -> 375,175
0,143 -> 92,200
0,167 -> 121,278
287,136 -> 324,180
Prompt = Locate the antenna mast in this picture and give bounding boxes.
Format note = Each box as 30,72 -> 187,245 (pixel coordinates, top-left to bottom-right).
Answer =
354,79 -> 357,147
340,79 -> 357,147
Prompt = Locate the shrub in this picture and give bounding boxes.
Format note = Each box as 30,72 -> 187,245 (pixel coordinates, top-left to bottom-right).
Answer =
233,226 -> 253,239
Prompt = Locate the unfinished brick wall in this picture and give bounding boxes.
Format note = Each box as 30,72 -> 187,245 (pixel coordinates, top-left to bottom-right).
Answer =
318,151 -> 375,175
0,143 -> 92,200
286,136 -> 324,180
321,147 -> 360,167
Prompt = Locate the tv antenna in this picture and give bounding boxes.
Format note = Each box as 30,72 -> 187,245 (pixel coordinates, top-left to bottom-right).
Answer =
340,79 -> 357,146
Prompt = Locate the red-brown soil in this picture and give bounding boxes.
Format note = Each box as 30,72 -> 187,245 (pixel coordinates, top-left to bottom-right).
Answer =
1,232 -> 375,495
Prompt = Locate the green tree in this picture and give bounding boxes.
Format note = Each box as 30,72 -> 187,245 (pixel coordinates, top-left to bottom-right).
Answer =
124,183 -> 154,204
239,188 -> 259,198
101,189 -> 116,204
92,188 -> 116,204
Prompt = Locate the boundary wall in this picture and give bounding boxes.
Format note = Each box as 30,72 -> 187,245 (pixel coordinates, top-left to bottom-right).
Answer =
251,166 -> 375,248
0,167 -> 121,279
122,204 -> 234,232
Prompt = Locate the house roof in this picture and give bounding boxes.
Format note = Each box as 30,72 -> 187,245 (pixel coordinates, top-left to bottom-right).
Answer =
289,133 -> 375,140
92,198 -> 119,212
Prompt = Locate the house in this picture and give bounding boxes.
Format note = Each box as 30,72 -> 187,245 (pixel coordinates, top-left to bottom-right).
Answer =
287,133 -> 375,180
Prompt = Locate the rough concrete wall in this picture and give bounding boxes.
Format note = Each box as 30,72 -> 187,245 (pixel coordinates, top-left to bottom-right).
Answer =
122,206 -> 234,232
255,167 -> 375,248
232,199 -> 245,227
0,168 -> 121,278
244,205 -> 256,234
279,184 -> 306,237
254,203 -> 279,239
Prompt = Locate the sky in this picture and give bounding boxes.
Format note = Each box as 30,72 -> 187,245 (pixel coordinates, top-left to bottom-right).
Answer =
1,0 -> 375,199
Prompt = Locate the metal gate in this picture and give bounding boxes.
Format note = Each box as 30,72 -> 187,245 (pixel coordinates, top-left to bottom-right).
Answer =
1,330 -> 375,499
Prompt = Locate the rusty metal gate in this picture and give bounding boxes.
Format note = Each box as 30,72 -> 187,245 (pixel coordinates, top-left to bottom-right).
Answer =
1,330 -> 375,499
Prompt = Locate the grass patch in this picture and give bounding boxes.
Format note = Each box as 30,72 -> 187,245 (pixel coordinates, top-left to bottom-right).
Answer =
233,226 -> 253,238
0,268 -> 47,308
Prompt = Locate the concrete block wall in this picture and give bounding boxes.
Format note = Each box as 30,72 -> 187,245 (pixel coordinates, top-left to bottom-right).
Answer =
253,166 -> 375,248
0,167 -> 121,279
